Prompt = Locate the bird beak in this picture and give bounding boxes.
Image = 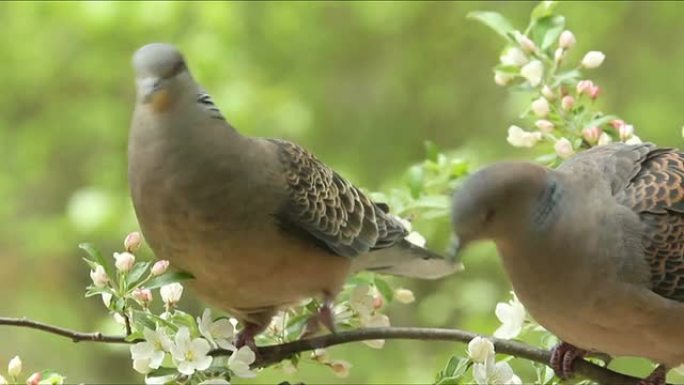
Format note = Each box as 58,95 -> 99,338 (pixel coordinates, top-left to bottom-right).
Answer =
447,235 -> 468,260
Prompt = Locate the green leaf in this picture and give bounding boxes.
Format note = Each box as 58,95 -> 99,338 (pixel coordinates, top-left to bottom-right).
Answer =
407,165 -> 424,199
435,356 -> 471,384
424,141 -> 441,162
144,271 -> 194,290
494,64 -> 520,75
126,261 -> 151,288
530,15 -> 565,50
113,297 -> 126,313
466,11 -> 515,40
79,243 -> 115,279
551,69 -> 581,87
84,286 -> 111,298
373,276 -> 394,302
530,1 -> 558,21
583,114 -> 618,130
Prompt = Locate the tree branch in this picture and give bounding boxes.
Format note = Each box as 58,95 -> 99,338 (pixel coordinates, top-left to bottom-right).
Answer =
0,317 -> 660,384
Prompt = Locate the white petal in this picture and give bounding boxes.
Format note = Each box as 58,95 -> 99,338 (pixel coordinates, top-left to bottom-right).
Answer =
177,361 -> 195,375
229,361 -> 255,378
130,342 -> 153,360
472,363 -> 489,385
234,346 -> 256,365
211,319 -> 235,340
190,338 -> 212,356
149,350 -> 165,369
492,361 -> 515,383
363,339 -> 386,349
194,355 -> 213,371
132,358 -> 153,374
199,379 -> 231,385
467,337 -> 495,364
216,339 -> 236,351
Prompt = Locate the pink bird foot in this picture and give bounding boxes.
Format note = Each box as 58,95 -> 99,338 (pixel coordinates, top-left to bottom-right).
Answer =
550,342 -> 586,379
302,294 -> 336,338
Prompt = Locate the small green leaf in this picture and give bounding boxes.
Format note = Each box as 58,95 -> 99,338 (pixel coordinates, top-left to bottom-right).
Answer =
467,11 -> 515,40
84,286 -> 111,298
530,1 -> 558,21
424,141 -> 441,162
126,261 -> 151,288
125,331 -> 145,342
530,15 -> 565,50
583,114 -> 618,130
407,165 -> 424,199
113,297 -> 126,313
373,276 -> 394,302
551,69 -> 581,87
79,243 -> 115,279
145,271 -> 194,290
494,64 -> 520,75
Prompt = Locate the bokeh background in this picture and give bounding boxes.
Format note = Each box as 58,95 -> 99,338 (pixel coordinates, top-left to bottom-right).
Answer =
1,1 -> 683,383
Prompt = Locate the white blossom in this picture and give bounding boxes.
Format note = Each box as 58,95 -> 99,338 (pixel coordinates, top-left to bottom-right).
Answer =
198,308 -> 236,350
473,358 -> 521,385
329,360 -> 352,378
467,336 -> 495,364
554,138 -> 575,159
581,51 -> 606,69
625,135 -> 643,145
113,251 -> 135,272
124,231 -> 143,252
90,265 -> 109,288
531,97 -> 550,118
130,327 -> 172,374
582,126 -> 602,144
394,288 -> 415,304
506,125 -> 542,148
534,120 -> 554,133
598,132 -> 613,146
170,327 -> 213,375
361,313 -> 390,349
493,294 -> 526,339
0,374 -> 6,385
228,346 -> 256,378
558,30 -> 576,49
515,33 -> 537,53
101,292 -> 113,308
7,356 -> 21,377
160,282 -> 183,306
553,47 -> 565,64
499,47 -> 528,67
198,379 -> 231,385
151,260 -> 170,276
350,284 -> 375,317
541,86 -> 555,100
494,72 -> 513,86
520,60 -> 543,87
618,124 -> 635,141
405,231 -> 426,247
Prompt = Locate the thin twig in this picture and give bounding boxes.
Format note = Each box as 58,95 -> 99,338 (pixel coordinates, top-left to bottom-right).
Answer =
0,317 -> 129,344
0,317 -> 660,384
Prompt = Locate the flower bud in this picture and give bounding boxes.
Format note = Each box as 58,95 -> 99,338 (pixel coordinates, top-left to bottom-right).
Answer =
581,51 -> 606,69
598,132 -> 613,146
520,60 -> 543,87
151,260 -> 170,276
160,282 -> 184,306
311,349 -> 330,363
554,138 -> 575,159
0,374 -> 7,385
372,294 -> 384,310
531,97 -> 550,117
394,288 -> 415,304
541,85 -> 555,100
576,80 -> 594,95
499,47 -> 528,67
101,292 -> 113,308
610,119 -> 625,129
561,95 -> 574,111
113,252 -> 135,272
507,125 -> 542,148
8,356 -> 21,377
619,124 -> 635,141
534,119 -> 554,133
553,47 -> 565,64
25,372 -> 40,385
582,126 -> 602,144
123,231 -> 143,253
494,72 -> 513,86
90,265 -> 109,288
329,360 -> 351,378
132,288 -> 153,306
625,135 -> 642,145
467,336 -> 495,364
558,30 -> 576,49
516,33 -> 537,53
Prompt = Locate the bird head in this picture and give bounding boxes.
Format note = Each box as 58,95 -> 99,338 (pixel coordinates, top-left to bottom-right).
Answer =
450,161 -> 551,256
132,43 -> 195,111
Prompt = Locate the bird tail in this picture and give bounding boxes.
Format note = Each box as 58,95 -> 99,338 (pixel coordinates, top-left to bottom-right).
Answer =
351,240 -> 464,279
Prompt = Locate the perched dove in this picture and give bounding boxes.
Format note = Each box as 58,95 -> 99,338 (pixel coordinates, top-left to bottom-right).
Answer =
451,143 -> 683,384
128,43 -> 461,347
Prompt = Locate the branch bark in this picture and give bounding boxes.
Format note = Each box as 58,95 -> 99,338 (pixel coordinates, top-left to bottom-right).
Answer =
0,317 -> 659,384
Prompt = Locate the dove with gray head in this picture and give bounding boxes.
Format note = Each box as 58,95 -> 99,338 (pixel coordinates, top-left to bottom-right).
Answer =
451,143 -> 684,385
128,43 -> 461,348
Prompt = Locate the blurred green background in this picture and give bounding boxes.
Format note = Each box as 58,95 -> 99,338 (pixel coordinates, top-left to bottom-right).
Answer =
1,1 -> 683,383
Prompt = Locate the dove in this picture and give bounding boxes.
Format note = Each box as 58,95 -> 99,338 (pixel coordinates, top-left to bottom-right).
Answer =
451,143 -> 683,385
128,43 -> 461,348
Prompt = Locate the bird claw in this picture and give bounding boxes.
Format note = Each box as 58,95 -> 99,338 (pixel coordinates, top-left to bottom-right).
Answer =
637,365 -> 667,385
235,322 -> 261,352
550,342 -> 586,379
301,297 -> 336,338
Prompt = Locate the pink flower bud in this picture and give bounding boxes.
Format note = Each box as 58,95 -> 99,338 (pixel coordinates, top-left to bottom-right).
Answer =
576,80 -> 595,95
132,288 -> 153,306
124,231 -> 143,253
113,252 -> 135,272
610,119 -> 625,129
561,96 -> 574,111
589,85 -> 601,100
541,86 -> 555,100
25,373 -> 40,385
559,30 -> 576,49
373,295 -> 384,310
151,260 -> 170,276
531,97 -> 550,117
582,127 -> 602,144
535,119 -> 554,133
516,33 -> 537,53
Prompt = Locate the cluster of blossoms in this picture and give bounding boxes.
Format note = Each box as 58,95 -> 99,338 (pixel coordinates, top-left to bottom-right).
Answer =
0,356 -> 64,385
483,3 -> 643,162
